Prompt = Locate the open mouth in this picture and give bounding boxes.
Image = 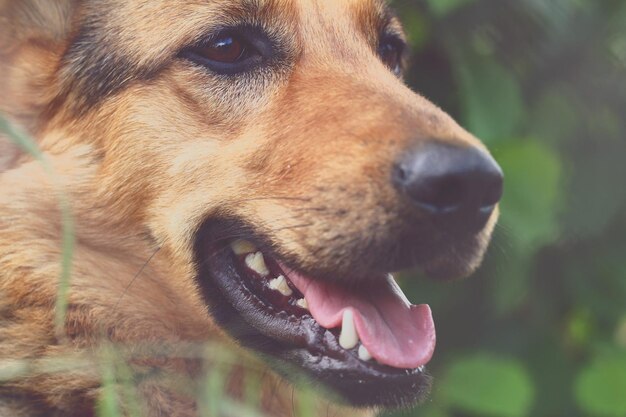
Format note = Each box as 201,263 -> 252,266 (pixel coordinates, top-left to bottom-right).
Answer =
194,224 -> 436,407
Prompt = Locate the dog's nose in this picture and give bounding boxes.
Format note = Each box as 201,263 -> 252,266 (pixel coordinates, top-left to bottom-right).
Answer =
393,142 -> 504,232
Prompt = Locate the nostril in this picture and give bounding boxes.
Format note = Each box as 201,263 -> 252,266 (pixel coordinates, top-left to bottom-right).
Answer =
393,164 -> 409,184
409,175 -> 467,214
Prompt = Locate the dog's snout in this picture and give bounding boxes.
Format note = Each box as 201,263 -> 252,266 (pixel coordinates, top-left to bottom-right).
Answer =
393,142 -> 504,232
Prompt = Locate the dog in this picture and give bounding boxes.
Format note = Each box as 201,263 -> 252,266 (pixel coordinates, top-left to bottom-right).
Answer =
0,1 -> 503,416
0,135 -> 19,172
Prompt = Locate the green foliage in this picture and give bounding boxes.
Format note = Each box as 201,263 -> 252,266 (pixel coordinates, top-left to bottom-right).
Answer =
425,0 -> 476,17
441,354 -> 534,417
395,5 -> 430,48
490,138 -> 562,314
575,354 -> 626,417
495,140 -> 563,252
386,0 -> 626,416
457,59 -> 525,145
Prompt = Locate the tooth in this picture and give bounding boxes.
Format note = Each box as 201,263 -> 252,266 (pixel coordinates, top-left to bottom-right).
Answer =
231,240 -> 257,255
339,310 -> 359,350
358,344 -> 372,361
269,275 -> 293,297
245,252 -> 269,277
296,298 -> 308,310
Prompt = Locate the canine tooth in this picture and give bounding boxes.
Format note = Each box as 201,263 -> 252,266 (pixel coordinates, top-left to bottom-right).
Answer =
231,240 -> 257,255
245,252 -> 269,277
339,310 -> 359,350
296,298 -> 309,310
358,345 -> 372,361
269,275 -> 293,297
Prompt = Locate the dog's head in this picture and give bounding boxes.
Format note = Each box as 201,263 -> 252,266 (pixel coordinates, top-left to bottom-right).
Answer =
1,0 -> 502,409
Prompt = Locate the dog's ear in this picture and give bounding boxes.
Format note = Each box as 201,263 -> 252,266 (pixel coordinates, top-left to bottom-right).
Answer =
0,0 -> 79,133
0,0 -> 76,42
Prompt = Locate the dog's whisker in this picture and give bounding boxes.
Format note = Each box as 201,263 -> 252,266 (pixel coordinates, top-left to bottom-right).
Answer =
290,206 -> 330,213
230,196 -> 313,204
494,222 -> 516,242
113,247 -> 162,311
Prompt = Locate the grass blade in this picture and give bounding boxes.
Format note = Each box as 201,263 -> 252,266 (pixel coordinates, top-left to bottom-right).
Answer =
0,114 -> 74,337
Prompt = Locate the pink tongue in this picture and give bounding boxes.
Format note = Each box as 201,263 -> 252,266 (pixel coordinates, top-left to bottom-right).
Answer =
283,266 -> 436,369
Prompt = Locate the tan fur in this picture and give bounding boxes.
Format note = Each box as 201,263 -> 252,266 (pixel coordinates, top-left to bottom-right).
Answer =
0,134 -> 20,172
0,1 -> 497,416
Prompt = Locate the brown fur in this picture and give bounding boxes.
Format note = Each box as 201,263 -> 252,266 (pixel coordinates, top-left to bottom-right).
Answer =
0,1 -> 497,416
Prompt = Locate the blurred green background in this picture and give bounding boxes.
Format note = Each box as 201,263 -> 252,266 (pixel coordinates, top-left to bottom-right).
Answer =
385,1 -> 626,417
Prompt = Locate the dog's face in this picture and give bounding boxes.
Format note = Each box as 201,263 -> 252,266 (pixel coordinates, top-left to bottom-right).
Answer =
4,0 -> 502,409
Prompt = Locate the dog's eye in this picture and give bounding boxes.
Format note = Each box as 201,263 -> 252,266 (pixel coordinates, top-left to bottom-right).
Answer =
378,36 -> 405,75
195,36 -> 247,64
181,31 -> 265,75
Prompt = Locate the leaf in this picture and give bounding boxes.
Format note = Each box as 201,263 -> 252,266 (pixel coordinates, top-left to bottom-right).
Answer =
395,6 -> 430,48
426,0 -> 476,17
490,248 -> 532,317
530,90 -> 581,145
456,58 -> 525,144
381,403 -> 449,417
441,354 -> 535,417
486,139 -> 562,313
559,118 -> 626,239
493,139 -> 563,252
575,354 -> 626,417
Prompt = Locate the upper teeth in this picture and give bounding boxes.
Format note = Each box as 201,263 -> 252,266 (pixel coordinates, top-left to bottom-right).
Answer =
339,309 -> 359,350
231,240 -> 257,255
269,275 -> 293,297
245,252 -> 269,277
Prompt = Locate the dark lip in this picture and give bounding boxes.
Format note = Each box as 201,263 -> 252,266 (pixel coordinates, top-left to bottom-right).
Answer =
193,221 -> 433,408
